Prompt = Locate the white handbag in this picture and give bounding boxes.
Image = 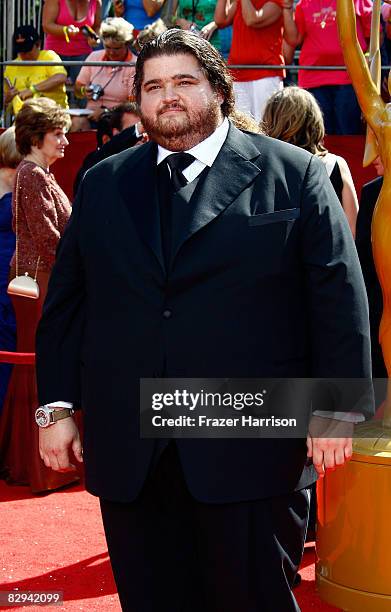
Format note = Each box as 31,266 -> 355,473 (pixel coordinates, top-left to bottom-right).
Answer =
8,272 -> 40,299
7,170 -> 40,300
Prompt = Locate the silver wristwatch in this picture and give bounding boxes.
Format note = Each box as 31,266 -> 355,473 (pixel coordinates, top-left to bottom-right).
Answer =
35,405 -> 75,428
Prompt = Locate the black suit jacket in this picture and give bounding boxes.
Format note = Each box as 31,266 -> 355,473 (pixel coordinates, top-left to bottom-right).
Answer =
36,123 -> 371,502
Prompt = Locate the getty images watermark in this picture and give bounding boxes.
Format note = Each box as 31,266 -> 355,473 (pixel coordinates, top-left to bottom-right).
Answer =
139,378 -> 375,438
150,388 -> 296,430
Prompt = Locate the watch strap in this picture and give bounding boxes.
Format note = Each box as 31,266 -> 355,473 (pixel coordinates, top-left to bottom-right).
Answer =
51,407 -> 75,423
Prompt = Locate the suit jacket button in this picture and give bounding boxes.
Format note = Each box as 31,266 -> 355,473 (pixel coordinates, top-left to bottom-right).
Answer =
163,309 -> 172,319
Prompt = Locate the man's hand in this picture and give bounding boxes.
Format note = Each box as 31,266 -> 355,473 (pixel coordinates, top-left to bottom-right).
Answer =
39,417 -> 83,472
307,415 -> 354,478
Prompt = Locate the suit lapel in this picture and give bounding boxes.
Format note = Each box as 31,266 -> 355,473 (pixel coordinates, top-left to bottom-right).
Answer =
117,124 -> 263,273
118,142 -> 165,274
171,123 -> 263,261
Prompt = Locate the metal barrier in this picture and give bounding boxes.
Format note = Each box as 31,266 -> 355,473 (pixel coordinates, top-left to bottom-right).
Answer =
3,60 -> 386,70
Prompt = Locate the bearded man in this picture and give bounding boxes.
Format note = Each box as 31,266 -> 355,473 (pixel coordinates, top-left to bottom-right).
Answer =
35,29 -> 371,612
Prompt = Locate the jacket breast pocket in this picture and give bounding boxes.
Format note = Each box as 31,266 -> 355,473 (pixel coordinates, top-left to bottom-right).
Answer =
248,208 -> 300,227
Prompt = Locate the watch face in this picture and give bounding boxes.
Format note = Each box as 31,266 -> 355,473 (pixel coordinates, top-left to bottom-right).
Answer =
35,407 -> 50,428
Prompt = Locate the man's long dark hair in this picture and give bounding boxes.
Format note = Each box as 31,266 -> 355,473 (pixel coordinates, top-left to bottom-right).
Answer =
133,29 -> 235,117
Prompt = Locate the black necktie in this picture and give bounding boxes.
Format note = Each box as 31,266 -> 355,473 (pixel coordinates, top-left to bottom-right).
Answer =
165,153 -> 195,192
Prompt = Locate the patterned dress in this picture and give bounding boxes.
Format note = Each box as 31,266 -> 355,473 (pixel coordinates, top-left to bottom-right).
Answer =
0,160 -> 78,493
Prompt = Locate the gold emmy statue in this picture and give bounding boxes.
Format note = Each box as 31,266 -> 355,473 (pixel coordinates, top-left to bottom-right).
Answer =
316,1 -> 391,610
362,0 -> 381,166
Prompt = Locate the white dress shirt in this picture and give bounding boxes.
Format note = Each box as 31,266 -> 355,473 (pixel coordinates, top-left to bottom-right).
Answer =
157,117 -> 230,182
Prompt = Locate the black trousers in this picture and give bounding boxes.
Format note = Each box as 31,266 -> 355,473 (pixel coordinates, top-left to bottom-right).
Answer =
100,444 -> 309,612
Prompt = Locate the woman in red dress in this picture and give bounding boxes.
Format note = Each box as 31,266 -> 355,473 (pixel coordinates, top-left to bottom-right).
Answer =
0,98 -> 79,493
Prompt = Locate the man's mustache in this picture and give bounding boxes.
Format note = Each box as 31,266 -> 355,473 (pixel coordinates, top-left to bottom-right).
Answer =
158,103 -> 187,115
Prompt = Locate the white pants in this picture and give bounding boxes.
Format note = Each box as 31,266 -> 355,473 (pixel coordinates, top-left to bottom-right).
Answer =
233,76 -> 283,123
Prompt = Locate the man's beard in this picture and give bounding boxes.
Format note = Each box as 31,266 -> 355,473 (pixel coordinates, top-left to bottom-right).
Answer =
140,98 -> 223,151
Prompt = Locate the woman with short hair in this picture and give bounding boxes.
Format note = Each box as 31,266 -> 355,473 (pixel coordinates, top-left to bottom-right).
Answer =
0,98 -> 78,493
74,17 -> 136,127
262,86 -> 359,236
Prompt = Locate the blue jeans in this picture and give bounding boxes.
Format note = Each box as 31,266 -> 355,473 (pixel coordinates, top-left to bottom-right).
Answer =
308,84 -> 363,135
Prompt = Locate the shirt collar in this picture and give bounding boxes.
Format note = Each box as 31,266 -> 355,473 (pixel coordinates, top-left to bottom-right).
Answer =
157,117 -> 229,166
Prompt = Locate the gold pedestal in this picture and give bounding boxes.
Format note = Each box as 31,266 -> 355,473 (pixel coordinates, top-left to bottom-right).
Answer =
316,421 -> 391,612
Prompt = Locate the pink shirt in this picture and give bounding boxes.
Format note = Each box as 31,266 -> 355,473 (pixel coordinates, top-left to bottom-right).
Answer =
76,49 -> 136,110
44,0 -> 98,57
295,0 -> 372,89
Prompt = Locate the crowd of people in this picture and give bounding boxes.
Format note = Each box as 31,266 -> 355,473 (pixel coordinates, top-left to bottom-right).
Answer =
3,0 -> 390,131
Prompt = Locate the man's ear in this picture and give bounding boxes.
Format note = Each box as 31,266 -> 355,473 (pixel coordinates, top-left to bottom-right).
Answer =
102,134 -> 111,144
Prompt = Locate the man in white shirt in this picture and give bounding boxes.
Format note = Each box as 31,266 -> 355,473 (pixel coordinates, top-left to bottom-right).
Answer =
36,29 -> 371,612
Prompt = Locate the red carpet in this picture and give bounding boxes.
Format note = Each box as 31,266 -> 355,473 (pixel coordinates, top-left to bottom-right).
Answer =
0,480 -> 339,611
